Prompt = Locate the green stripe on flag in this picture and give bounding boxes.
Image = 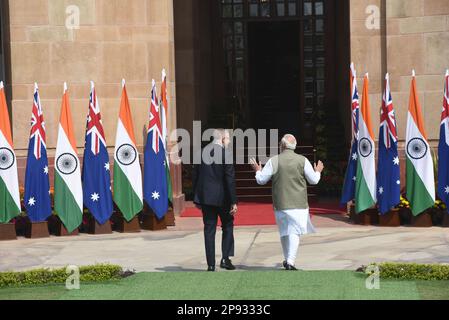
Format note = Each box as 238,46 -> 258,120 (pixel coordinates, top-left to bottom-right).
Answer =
54,172 -> 82,233
165,162 -> 173,204
355,160 -> 375,214
406,158 -> 435,216
0,176 -> 20,224
113,164 -> 143,222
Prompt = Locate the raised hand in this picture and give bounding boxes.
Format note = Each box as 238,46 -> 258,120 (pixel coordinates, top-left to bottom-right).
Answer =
314,160 -> 324,173
249,158 -> 262,173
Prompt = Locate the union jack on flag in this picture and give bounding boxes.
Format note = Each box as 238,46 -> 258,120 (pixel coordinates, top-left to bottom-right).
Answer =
380,75 -> 398,148
350,63 -> 360,141
30,84 -> 46,159
341,63 -> 360,205
438,70 -> 449,211
86,82 -> 106,155
24,83 -> 52,222
377,73 -> 400,214
144,79 -> 169,219
148,80 -> 163,154
82,81 -> 113,225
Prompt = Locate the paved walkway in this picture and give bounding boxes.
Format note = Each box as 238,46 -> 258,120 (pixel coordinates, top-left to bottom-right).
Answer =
1,214 -> 449,272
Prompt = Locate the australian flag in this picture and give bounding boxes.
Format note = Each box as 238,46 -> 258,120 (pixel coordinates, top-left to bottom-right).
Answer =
144,80 -> 168,219
377,74 -> 400,214
438,71 -> 449,212
82,82 -> 113,224
24,84 -> 52,222
341,64 -> 360,205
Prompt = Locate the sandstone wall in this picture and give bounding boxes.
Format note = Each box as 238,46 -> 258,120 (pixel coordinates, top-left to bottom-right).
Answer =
350,0 -> 449,144
8,0 -> 177,156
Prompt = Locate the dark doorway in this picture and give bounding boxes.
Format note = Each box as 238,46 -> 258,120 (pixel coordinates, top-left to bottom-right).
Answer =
248,21 -> 301,138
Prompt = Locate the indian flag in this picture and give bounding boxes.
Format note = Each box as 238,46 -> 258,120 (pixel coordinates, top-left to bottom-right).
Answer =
0,82 -> 21,223
160,69 -> 173,203
406,71 -> 435,216
355,74 -> 377,213
54,83 -> 83,233
113,79 -> 143,221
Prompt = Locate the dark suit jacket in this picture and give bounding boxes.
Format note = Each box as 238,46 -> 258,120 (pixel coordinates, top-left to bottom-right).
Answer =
192,143 -> 237,209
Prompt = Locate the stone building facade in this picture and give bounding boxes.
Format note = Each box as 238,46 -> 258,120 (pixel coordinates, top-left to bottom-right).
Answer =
1,0 -> 449,211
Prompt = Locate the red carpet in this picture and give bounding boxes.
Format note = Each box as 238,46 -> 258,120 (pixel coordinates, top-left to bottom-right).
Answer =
181,202 -> 346,226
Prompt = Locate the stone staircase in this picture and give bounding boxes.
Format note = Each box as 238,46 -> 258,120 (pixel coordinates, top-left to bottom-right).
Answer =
235,146 -> 317,203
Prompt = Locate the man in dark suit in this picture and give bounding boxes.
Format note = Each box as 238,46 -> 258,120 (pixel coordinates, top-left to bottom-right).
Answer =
193,129 -> 238,271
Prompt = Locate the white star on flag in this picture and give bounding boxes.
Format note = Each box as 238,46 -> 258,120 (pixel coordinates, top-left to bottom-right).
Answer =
352,176 -> 356,181
445,186 -> 449,194
28,197 -> 36,206
379,187 -> 384,195
104,162 -> 110,171
352,153 -> 358,161
91,193 -> 100,202
397,180 -> 401,185
152,191 -> 160,200
44,166 -> 49,175
393,157 -> 400,165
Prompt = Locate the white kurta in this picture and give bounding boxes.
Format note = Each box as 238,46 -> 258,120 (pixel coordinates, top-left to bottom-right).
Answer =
255,157 -> 321,237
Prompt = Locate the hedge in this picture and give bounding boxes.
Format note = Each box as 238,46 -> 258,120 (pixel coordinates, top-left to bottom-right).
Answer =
362,263 -> 449,281
0,264 -> 125,288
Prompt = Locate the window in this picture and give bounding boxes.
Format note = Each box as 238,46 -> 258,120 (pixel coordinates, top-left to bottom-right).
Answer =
219,0 -> 327,122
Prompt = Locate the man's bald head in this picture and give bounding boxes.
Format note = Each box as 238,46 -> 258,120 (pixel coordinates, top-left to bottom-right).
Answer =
280,134 -> 297,151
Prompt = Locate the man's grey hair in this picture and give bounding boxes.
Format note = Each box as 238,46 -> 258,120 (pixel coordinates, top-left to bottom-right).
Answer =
213,128 -> 230,140
281,134 -> 297,150
213,128 -> 225,143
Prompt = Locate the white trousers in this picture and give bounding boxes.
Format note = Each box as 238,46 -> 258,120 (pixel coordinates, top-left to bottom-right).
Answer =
280,234 -> 300,266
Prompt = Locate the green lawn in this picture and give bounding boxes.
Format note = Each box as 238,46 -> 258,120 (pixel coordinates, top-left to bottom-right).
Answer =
0,271 -> 448,300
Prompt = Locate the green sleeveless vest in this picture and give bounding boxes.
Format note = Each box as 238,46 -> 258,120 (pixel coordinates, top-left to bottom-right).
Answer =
271,149 -> 308,210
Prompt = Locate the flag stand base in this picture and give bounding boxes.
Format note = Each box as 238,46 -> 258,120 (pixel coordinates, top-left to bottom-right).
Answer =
140,205 -> 167,231
165,207 -> 175,226
113,213 -> 141,233
379,209 -> 401,227
443,214 -> 449,228
25,220 -> 50,239
48,215 -> 79,237
412,211 -> 433,227
354,208 -> 378,225
0,223 -> 17,241
87,217 -> 112,235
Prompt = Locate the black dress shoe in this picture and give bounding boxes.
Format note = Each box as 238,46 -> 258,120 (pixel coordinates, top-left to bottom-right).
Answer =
220,258 -> 236,270
285,263 -> 298,271
207,266 -> 215,272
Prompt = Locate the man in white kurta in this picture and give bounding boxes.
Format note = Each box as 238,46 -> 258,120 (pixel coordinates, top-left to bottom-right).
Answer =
250,134 -> 324,270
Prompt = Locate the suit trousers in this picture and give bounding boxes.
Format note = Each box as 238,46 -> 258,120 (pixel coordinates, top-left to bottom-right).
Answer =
202,205 -> 235,267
